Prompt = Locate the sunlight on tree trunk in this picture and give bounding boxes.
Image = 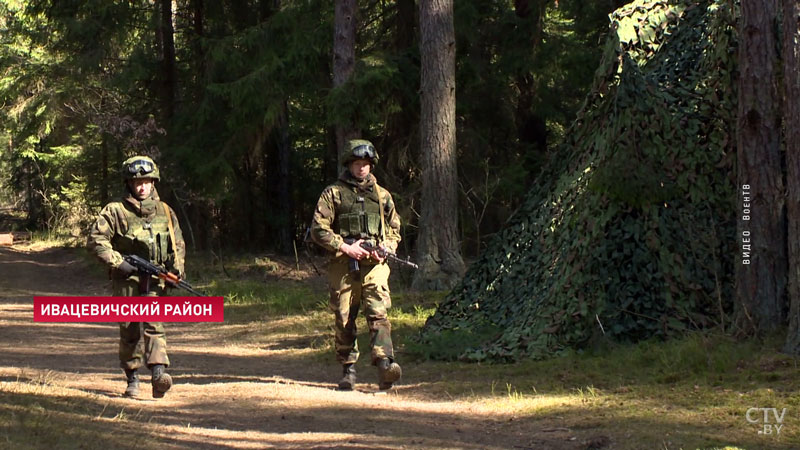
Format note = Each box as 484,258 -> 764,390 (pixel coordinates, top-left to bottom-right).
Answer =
413,0 -> 466,291
333,0 -> 360,164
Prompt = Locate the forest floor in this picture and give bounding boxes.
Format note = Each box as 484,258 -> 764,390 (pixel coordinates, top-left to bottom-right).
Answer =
1,242 -> 799,449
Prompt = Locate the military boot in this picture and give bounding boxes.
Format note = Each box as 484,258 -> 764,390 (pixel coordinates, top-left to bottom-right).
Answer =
123,368 -> 140,398
150,364 -> 173,398
338,364 -> 357,390
377,358 -> 402,390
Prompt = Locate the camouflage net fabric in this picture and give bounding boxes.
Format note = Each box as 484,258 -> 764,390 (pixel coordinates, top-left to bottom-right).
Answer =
421,0 -> 739,361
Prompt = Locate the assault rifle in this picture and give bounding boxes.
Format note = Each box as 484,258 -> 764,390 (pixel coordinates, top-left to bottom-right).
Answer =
359,241 -> 419,270
123,254 -> 205,296
343,238 -> 418,276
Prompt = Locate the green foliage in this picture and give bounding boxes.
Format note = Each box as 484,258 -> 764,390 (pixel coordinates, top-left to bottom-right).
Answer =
421,0 -> 738,361
164,0 -> 336,248
326,53 -> 404,132
0,0 -> 161,230
0,0 -> 626,258
453,0 -> 617,254
209,278 -> 320,322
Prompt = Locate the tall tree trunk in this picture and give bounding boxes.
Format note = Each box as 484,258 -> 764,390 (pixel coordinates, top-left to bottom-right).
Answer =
158,0 -> 177,120
261,1 -> 292,252
100,136 -> 109,206
230,0 -> 253,29
193,0 -> 204,37
233,159 -> 259,247
514,0 -> 548,158
321,51 -> 340,180
325,125 -> 340,181
382,0 -> 417,188
25,160 -> 34,224
260,0 -> 280,19
395,0 -> 415,50
413,0 -> 465,290
783,0 -> 800,353
264,101 -> 293,252
735,0 -> 786,335
191,0 -> 205,85
276,100 -> 293,250
333,0 -> 359,164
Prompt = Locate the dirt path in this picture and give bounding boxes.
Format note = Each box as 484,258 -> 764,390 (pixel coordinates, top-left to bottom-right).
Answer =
0,246 -> 586,449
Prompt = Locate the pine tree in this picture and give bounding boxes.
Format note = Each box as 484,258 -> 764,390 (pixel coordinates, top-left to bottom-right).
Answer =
783,0 -> 800,353
413,0 -> 466,290
735,0 -> 786,335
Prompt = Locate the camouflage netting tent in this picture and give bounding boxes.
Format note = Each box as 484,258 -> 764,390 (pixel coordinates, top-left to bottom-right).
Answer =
420,0 -> 739,361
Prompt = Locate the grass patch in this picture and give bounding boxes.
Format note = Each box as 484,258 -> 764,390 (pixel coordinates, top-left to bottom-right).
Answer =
168,253 -> 800,448
27,229 -> 83,248
182,251 -> 327,321
401,333 -> 800,448
190,272 -> 333,355
207,278 -> 322,322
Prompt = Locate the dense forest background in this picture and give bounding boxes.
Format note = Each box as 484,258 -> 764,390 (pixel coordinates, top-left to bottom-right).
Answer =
0,0 -> 623,256
3,0 -> 800,362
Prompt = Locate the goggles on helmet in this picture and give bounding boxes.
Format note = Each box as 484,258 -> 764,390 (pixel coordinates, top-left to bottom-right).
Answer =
125,159 -> 155,176
352,144 -> 376,160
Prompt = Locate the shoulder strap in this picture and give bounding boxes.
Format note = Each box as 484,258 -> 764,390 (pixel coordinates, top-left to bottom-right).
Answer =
374,183 -> 386,243
162,202 -> 176,253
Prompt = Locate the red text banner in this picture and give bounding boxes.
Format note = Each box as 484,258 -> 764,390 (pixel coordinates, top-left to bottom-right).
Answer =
33,296 -> 225,322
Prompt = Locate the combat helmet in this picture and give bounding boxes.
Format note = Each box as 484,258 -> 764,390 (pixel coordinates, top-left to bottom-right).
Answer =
121,155 -> 160,181
342,139 -> 379,166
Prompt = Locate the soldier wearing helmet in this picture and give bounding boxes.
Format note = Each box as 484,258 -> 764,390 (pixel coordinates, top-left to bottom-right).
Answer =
310,139 -> 403,391
87,155 -> 186,399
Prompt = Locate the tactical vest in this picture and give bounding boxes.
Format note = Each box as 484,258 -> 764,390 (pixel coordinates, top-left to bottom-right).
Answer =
111,200 -> 175,268
335,181 -> 383,241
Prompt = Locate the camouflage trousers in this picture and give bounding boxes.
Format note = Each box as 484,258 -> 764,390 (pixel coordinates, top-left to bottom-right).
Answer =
114,277 -> 170,370
327,258 -> 394,365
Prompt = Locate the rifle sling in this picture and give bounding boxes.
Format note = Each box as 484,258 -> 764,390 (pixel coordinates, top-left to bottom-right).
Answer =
162,202 -> 176,256
374,183 -> 386,245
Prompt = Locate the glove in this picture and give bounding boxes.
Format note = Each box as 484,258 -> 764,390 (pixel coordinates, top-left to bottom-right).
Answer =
116,260 -> 137,277
168,267 -> 182,279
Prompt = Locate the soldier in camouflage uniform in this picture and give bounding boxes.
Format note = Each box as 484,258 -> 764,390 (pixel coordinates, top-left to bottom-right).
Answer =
311,139 -> 403,390
87,156 -> 186,399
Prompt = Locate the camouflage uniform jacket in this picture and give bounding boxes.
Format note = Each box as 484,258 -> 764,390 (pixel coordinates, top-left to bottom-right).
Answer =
311,172 -> 401,255
88,187 -> 186,279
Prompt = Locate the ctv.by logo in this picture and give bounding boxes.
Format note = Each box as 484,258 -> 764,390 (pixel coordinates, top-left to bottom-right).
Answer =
746,407 -> 787,435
